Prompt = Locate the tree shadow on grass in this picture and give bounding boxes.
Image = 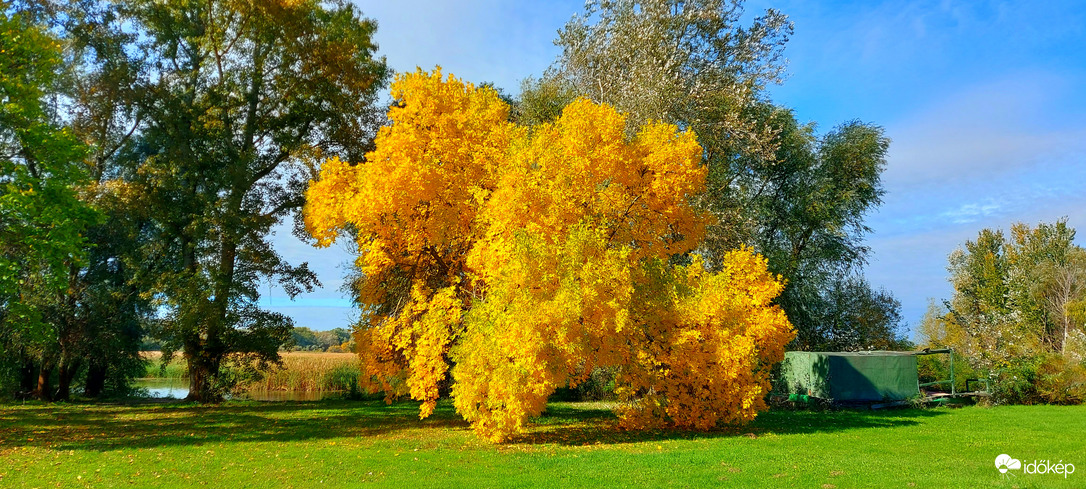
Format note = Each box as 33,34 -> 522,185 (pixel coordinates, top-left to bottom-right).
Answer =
0,399 -> 469,452
0,400 -> 952,451
510,402 -> 950,446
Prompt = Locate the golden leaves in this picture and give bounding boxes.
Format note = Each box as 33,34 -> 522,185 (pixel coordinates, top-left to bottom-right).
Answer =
304,69 -> 794,442
615,249 -> 793,431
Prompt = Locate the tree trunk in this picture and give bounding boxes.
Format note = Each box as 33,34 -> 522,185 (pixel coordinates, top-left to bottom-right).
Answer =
18,357 -> 37,399
186,356 -> 208,402
186,205 -> 239,404
84,361 -> 107,398
36,361 -> 54,402
185,343 -> 223,403
55,356 -> 81,401
186,360 -> 223,402
1064,321 -> 1070,355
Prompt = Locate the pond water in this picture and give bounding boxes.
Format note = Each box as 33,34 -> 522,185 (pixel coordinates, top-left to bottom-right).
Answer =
133,378 -> 341,401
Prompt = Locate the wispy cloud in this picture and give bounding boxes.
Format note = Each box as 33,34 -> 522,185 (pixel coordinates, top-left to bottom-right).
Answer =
938,201 -> 1002,225
866,178 -> 1086,335
883,73 -> 1086,188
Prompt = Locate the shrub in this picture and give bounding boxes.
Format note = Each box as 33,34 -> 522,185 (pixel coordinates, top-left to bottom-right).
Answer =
1035,354 -> 1086,404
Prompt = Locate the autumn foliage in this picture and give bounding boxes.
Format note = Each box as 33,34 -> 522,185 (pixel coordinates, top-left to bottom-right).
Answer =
304,69 -> 794,441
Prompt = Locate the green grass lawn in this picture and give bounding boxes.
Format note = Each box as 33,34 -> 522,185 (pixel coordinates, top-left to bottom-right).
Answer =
0,399 -> 1081,488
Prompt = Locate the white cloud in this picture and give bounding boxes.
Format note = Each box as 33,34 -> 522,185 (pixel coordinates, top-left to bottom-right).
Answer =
866,188 -> 1086,337
865,73 -> 1086,338
938,201 -> 1002,225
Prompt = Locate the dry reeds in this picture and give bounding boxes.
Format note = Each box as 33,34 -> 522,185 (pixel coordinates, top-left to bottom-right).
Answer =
140,351 -> 361,393
243,352 -> 360,393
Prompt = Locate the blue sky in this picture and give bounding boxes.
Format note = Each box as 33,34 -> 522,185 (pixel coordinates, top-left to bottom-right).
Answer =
265,0 -> 1086,338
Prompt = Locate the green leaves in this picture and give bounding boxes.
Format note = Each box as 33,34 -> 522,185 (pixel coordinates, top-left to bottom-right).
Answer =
941,219 -> 1086,403
0,11 -> 94,337
100,0 -> 389,400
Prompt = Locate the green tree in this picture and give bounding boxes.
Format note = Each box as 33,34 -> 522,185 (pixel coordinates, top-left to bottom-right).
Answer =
1005,220 -> 1083,353
11,0 -> 163,401
513,77 -> 576,126
549,0 -> 790,141
290,327 -> 321,351
802,275 -> 908,351
288,327 -> 350,351
0,9 -> 97,400
943,228 -> 1017,371
942,220 -> 1086,403
708,104 -> 896,350
60,0 -> 391,401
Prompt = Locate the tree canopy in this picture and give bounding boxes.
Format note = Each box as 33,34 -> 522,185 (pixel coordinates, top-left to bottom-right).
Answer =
529,0 -> 902,351
922,219 -> 1086,403
1,0 -> 390,402
0,9 -> 98,399
115,0 -> 389,401
306,69 -> 794,441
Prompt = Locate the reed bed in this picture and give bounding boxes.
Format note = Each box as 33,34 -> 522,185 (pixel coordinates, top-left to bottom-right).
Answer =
247,352 -> 360,393
139,351 -> 362,393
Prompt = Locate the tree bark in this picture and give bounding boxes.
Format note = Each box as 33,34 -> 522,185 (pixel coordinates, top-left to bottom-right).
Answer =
185,341 -> 224,403
55,356 -> 81,401
186,359 -> 223,402
36,361 -> 54,402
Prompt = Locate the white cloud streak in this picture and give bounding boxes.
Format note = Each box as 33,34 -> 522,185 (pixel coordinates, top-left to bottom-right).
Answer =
883,73 -> 1086,188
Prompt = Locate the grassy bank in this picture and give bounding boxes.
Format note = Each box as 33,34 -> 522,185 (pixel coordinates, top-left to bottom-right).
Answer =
1,401 -> 1081,488
140,351 -> 361,393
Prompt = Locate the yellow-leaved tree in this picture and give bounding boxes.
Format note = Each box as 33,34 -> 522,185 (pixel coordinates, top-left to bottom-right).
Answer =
305,68 -> 794,441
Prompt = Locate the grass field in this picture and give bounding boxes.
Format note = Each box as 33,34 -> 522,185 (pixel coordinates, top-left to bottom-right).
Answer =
1,400 -> 1082,488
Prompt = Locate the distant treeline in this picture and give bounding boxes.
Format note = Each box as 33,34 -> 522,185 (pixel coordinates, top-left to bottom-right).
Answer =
288,327 -> 353,353
140,326 -> 354,354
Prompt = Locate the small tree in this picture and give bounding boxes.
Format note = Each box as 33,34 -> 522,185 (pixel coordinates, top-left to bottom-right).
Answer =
941,220 -> 1086,403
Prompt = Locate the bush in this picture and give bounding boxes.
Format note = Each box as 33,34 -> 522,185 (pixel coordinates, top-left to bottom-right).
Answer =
918,349 -> 1086,406
990,360 -> 1041,405
1035,354 -> 1086,404
550,367 -> 616,402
